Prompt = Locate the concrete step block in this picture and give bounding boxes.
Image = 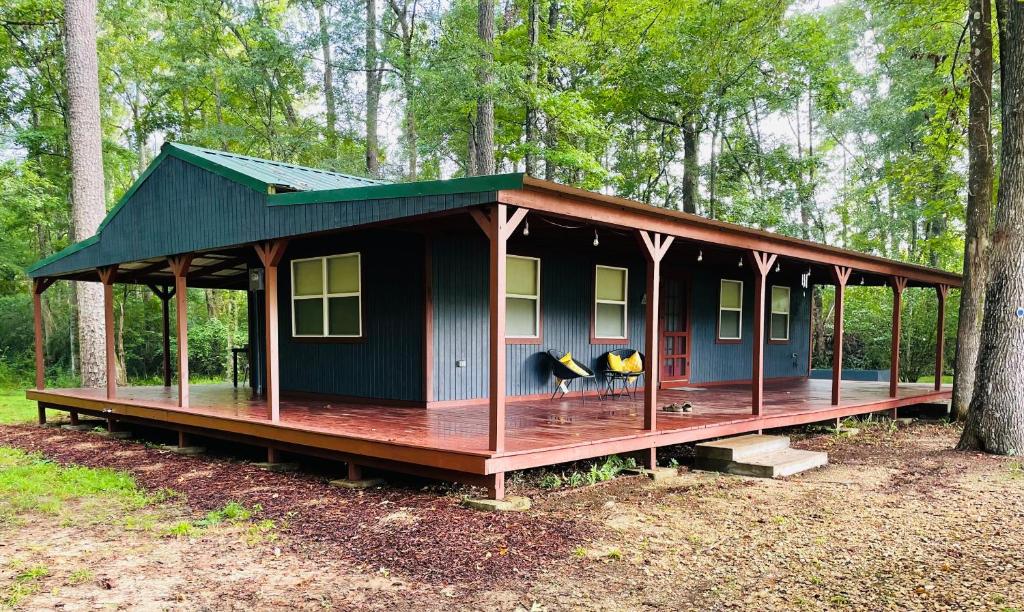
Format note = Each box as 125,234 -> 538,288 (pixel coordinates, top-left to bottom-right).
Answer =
694,434 -> 790,462
696,448 -> 827,478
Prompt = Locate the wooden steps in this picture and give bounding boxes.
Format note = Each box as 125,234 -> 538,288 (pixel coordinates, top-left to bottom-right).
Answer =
694,434 -> 827,478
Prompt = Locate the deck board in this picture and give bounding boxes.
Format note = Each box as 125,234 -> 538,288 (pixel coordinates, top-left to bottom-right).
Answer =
28,379 -> 949,475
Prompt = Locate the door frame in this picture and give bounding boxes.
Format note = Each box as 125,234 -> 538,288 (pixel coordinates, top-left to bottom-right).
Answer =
658,269 -> 692,387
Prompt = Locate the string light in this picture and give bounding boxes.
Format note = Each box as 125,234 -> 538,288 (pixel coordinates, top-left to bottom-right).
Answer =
860,276 -> 865,285
697,250 -> 703,262
593,229 -> 600,247
738,257 -> 744,268
522,220 -> 530,236
775,263 -> 781,273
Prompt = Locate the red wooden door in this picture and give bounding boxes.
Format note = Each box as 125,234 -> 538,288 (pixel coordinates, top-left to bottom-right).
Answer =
659,274 -> 690,385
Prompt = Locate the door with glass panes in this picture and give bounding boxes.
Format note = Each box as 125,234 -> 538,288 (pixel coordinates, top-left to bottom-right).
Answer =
658,272 -> 690,385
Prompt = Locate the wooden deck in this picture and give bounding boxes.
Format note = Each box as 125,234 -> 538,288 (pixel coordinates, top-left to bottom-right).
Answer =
28,379 -> 950,479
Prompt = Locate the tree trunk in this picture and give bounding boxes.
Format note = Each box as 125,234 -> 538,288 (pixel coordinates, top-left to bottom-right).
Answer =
542,0 -> 559,181
466,113 -> 478,176
959,0 -> 1024,454
365,0 -> 381,177
65,0 -> 107,388
474,0 -> 495,175
952,0 -> 995,421
681,118 -> 698,214
317,0 -> 338,153
524,0 -> 540,176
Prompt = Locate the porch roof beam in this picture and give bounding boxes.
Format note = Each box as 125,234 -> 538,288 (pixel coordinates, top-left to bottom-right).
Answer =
497,186 -> 960,288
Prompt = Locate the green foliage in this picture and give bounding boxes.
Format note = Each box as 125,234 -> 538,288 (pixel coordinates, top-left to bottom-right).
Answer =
0,447 -> 152,526
537,454 -> 636,490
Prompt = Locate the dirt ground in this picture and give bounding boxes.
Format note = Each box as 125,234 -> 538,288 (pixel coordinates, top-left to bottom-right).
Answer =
1,419 -> 1023,611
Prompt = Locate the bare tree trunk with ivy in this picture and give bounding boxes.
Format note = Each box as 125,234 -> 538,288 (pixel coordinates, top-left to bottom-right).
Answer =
959,0 -> 1024,454
65,0 -> 108,388
952,0 -> 995,421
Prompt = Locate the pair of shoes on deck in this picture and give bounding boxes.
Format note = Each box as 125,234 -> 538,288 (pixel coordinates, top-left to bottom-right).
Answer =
662,402 -> 693,413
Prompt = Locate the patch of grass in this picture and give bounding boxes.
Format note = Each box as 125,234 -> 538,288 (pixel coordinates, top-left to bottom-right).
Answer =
66,568 -> 93,586
163,520 -> 202,538
572,546 -> 588,558
0,447 -> 152,525
245,519 -> 278,546
162,502 -> 271,542
916,375 -> 953,384
0,389 -> 38,424
3,563 -> 49,607
604,548 -> 622,560
200,501 -> 257,526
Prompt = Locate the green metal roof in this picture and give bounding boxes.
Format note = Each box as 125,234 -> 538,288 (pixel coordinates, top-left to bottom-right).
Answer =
26,142 -> 515,276
166,143 -> 387,192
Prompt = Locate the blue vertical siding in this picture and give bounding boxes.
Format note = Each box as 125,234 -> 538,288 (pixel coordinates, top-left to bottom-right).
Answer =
431,233 -> 645,401
277,231 -> 424,401
689,267 -> 811,383
431,233 -> 811,401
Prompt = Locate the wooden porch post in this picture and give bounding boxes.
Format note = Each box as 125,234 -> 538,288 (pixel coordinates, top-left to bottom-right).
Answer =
639,231 -> 674,431
32,278 -> 55,391
168,256 -> 193,408
255,240 -> 288,422
470,204 -> 527,458
750,251 -> 778,416
148,284 -> 175,387
830,266 -> 852,405
97,266 -> 119,399
889,276 -> 908,398
934,284 -> 949,391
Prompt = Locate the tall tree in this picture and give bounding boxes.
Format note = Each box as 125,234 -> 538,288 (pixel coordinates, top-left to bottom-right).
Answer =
474,0 -> 495,175
315,0 -> 338,153
958,0 -> 1024,453
365,0 -> 381,177
951,0 -> 994,420
523,0 -> 539,176
64,0 -> 107,387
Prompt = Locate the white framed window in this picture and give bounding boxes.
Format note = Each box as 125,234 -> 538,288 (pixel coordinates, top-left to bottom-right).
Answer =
718,279 -> 743,341
770,285 -> 791,341
291,253 -> 362,337
594,265 -> 629,339
506,255 -> 540,338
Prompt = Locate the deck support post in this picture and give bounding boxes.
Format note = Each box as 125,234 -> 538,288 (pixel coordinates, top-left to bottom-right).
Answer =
37,404 -> 46,425
347,462 -> 362,481
638,231 -> 674,431
32,278 -> 54,391
168,255 -> 193,408
830,266 -> 852,405
934,284 -> 949,391
148,284 -> 176,387
470,205 -> 527,454
889,277 -> 908,398
69,411 -> 79,426
488,472 -> 505,501
98,266 -> 119,399
750,251 -> 778,416
255,240 -> 289,422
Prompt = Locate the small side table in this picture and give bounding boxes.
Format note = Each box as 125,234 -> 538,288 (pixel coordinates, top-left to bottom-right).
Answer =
601,370 -> 644,399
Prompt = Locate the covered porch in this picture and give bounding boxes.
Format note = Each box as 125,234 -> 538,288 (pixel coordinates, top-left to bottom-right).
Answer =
29,378 -> 951,492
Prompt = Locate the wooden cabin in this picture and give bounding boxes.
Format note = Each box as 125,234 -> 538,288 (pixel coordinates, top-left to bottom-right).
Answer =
26,143 -> 960,499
